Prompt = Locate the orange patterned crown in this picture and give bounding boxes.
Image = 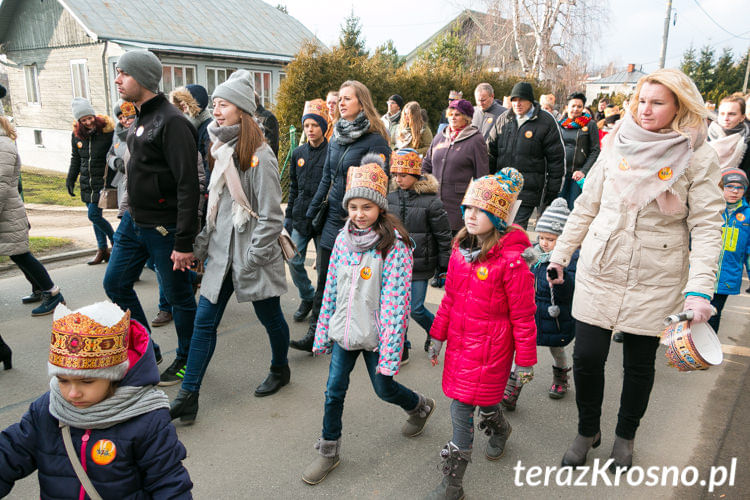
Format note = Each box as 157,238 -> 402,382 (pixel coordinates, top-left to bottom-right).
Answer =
50,306 -> 130,372
390,148 -> 422,176
120,101 -> 136,118
449,90 -> 463,100
303,99 -> 327,119
346,162 -> 389,198
462,168 -> 524,223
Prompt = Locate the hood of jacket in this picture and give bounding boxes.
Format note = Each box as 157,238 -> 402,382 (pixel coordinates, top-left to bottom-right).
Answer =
73,115 -> 115,139
441,124 -> 480,143
169,88 -> 201,118
388,173 -> 439,195
118,320 -> 160,388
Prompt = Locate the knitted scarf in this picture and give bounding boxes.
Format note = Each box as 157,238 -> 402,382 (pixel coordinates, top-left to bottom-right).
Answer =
396,126 -> 414,150
448,124 -> 467,142
532,243 -> 552,266
334,112 -> 370,145
605,113 -> 698,215
49,377 -> 169,430
707,121 -> 749,171
559,111 -> 592,129
187,108 -> 212,130
342,218 -> 381,253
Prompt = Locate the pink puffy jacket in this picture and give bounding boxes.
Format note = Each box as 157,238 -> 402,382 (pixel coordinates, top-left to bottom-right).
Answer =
431,228 -> 538,406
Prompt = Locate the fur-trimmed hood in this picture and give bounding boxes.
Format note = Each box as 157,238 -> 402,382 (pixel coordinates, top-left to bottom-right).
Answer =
389,173 -> 439,195
170,88 -> 201,118
73,114 -> 115,139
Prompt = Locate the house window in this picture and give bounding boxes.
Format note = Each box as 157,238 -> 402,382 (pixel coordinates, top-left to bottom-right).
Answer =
161,64 -> 196,94
253,71 -> 272,108
476,44 -> 491,58
24,64 -> 40,105
70,59 -> 89,99
206,67 -> 235,95
34,130 -> 43,146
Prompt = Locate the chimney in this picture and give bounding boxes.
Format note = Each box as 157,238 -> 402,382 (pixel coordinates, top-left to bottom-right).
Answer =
627,63 -> 635,73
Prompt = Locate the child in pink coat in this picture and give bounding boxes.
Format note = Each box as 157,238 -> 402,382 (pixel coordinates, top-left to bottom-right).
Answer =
427,168 -> 537,499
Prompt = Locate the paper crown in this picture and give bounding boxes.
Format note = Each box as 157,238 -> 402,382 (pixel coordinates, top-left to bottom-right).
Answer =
303,99 -> 327,119
448,90 -> 463,100
462,168 -> 524,223
346,161 -> 389,199
49,302 -> 130,373
390,148 -> 422,176
120,101 -> 136,118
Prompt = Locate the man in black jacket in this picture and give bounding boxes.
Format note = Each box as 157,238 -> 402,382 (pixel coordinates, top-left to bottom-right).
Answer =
255,92 -> 280,157
487,82 -> 565,229
103,49 -> 200,384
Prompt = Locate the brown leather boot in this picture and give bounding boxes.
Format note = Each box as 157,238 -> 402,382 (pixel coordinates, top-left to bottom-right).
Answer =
87,248 -> 110,265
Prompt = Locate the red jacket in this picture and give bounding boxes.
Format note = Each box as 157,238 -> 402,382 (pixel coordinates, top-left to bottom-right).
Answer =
431,228 -> 537,406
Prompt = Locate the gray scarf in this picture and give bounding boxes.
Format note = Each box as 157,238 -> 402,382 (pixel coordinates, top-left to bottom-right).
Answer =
49,377 -> 169,430
459,246 -> 481,263
342,218 -> 380,252
187,108 -> 213,130
532,243 -> 551,267
334,112 -> 370,145
387,110 -> 401,125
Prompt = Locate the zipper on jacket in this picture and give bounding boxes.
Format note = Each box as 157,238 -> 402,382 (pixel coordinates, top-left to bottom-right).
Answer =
79,429 -> 91,500
343,254 -> 360,350
88,139 -> 93,198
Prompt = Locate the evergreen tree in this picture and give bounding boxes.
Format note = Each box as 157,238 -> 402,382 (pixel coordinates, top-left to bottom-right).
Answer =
414,27 -> 471,70
374,40 -> 404,69
680,45 -> 698,80
338,10 -> 368,57
693,45 -> 716,97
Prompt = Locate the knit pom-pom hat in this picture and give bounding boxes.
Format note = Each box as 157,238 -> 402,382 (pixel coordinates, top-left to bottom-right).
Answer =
461,167 -> 524,230
535,198 -> 570,235
342,153 -> 389,211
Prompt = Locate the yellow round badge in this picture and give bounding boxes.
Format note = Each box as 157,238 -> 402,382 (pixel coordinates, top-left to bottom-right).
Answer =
582,126 -> 588,132
114,143 -> 119,149
251,155 -> 259,168
360,267 -> 372,280
524,131 -> 533,139
77,142 -> 83,149
487,117 -> 493,124
657,167 -> 673,181
737,213 -> 746,222
378,154 -> 386,163
91,439 -> 116,465
618,158 -> 630,171
135,126 -> 144,137
477,266 -> 489,281
297,158 -> 305,167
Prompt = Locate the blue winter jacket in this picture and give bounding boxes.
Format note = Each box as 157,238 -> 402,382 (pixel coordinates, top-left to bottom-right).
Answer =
0,322 -> 192,499
306,132 -> 391,250
532,248 -> 578,346
716,200 -> 750,295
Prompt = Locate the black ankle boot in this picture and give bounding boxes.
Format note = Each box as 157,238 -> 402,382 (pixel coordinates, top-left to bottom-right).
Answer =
170,389 -> 199,424
0,335 -> 12,370
293,300 -> 314,322
290,323 -> 316,352
254,364 -> 290,397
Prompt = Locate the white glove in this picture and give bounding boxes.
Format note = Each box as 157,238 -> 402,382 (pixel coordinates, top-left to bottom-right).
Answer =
683,295 -> 713,324
428,338 -> 443,366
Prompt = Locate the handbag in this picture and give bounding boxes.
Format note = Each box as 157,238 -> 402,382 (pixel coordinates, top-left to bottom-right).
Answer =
98,188 -> 118,209
311,145 -> 351,234
244,206 -> 298,262
61,424 -> 103,500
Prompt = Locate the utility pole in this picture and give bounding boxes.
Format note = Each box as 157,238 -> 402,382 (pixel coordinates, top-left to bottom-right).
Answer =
743,46 -> 750,93
658,0 -> 673,69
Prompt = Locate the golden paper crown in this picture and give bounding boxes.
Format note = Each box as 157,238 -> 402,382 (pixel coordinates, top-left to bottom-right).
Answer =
303,99 -> 327,119
120,101 -> 136,118
346,162 -> 389,198
50,308 -> 130,371
449,90 -> 463,100
390,149 -> 422,176
462,169 -> 524,222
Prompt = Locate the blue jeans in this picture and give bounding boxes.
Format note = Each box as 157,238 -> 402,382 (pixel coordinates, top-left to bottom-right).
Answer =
157,268 -> 198,314
287,229 -> 317,301
322,343 -> 420,440
87,202 -> 114,249
411,280 -> 434,335
103,211 -> 196,360
181,274 -> 289,393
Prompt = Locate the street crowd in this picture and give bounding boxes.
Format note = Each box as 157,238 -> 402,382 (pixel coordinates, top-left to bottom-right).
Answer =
1,47 -> 750,499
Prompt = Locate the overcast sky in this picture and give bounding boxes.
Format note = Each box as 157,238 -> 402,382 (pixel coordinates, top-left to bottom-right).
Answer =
283,0 -> 750,74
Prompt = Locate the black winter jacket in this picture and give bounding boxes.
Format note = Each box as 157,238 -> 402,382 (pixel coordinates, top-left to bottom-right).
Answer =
286,139 -> 327,235
558,115 -> 600,176
126,93 -> 199,253
387,174 -> 452,281
68,116 -> 115,204
487,104 -> 565,206
255,104 -> 280,157
532,249 -> 578,347
307,132 -> 391,250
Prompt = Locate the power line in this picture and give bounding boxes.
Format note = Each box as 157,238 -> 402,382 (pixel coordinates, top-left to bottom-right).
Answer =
691,0 -> 750,40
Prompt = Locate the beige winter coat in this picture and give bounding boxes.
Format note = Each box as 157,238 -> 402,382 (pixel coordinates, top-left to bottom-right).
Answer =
0,131 -> 29,256
550,142 -> 723,336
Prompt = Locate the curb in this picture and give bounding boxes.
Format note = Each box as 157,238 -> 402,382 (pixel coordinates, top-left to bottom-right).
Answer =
0,247 -> 97,272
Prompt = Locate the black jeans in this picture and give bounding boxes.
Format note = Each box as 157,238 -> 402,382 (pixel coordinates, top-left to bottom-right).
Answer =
573,321 -> 659,440
513,203 -> 536,230
310,246 -> 333,325
708,293 -> 729,333
10,252 -> 54,291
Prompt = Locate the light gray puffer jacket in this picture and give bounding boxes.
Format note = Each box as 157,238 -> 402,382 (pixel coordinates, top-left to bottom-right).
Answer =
0,130 -> 29,256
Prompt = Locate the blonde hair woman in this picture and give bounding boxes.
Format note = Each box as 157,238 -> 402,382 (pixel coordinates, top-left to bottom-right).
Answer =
395,101 -> 433,155
290,80 -> 392,352
547,68 -> 723,471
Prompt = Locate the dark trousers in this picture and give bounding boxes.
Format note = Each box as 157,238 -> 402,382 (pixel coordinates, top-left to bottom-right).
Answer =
513,203 -> 536,230
10,252 -> 54,291
573,321 -> 659,440
310,246 -> 333,325
708,293 -> 729,333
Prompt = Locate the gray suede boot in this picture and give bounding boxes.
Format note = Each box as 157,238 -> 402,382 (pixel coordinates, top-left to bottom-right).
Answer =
425,442 -> 471,500
561,432 -> 601,466
302,438 -> 341,485
608,436 -> 634,473
402,393 -> 436,437
478,408 -> 512,460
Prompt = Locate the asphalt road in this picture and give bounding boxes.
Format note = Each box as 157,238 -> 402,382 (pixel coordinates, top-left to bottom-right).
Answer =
1,257 -> 749,499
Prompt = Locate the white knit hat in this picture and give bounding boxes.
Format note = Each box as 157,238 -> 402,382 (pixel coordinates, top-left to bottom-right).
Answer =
535,198 -> 570,235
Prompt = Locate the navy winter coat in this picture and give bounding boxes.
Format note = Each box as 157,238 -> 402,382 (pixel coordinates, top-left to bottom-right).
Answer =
68,116 -> 115,204
286,139 -> 327,236
307,132 -> 391,250
0,321 -> 192,499
532,249 -> 578,347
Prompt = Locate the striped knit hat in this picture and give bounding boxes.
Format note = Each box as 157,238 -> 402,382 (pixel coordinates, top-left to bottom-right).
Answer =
721,168 -> 748,189
535,198 -> 570,235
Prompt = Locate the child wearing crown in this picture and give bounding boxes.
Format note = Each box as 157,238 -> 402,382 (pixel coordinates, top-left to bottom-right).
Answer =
426,168 -> 537,499
0,302 -> 192,499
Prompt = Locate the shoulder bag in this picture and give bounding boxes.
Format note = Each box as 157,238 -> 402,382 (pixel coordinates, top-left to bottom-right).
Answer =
98,161 -> 118,209
311,145 -> 351,234
61,424 -> 104,500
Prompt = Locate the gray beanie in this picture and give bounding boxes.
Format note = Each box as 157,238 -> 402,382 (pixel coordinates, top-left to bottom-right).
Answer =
116,50 -> 162,93
72,97 -> 96,121
212,69 -> 256,115
535,198 -> 570,235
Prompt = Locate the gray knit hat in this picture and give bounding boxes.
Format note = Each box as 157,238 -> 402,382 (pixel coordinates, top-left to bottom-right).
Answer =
342,153 -> 389,211
71,97 -> 95,121
212,69 -> 256,115
116,50 -> 163,93
535,198 -> 570,235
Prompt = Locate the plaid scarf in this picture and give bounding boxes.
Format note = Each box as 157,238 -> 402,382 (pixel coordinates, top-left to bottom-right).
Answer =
559,111 -> 592,130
